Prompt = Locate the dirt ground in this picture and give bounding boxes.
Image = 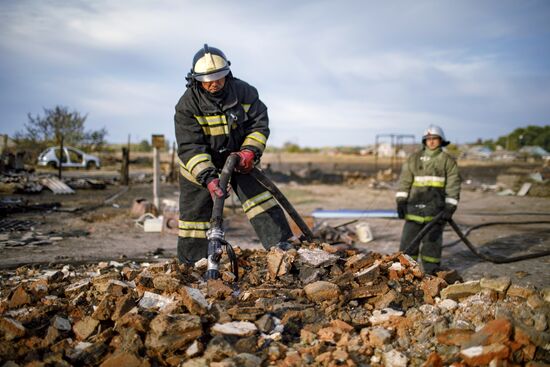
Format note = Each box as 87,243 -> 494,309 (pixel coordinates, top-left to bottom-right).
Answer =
2,163 -> 549,289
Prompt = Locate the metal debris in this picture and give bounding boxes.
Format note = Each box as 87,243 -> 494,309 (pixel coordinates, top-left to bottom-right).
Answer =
0,198 -> 60,216
0,219 -> 35,233
40,176 -> 75,194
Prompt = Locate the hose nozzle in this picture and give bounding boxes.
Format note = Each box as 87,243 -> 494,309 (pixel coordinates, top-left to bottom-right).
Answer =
205,228 -> 225,280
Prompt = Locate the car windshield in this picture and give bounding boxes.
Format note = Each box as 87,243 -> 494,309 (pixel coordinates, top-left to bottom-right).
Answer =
38,149 -> 51,160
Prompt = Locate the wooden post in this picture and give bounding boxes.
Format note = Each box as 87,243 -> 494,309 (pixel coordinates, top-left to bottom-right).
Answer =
58,135 -> 64,179
169,141 -> 176,183
121,147 -> 130,186
151,134 -> 165,211
153,146 -> 160,210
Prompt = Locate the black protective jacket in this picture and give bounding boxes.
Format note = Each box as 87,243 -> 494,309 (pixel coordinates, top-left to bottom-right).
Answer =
174,77 -> 269,185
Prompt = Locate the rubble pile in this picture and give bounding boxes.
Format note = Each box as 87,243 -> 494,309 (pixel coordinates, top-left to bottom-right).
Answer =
0,173 -> 113,195
1,244 -> 548,366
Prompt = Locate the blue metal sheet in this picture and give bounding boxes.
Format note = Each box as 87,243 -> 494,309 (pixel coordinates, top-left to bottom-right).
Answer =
311,209 -> 398,219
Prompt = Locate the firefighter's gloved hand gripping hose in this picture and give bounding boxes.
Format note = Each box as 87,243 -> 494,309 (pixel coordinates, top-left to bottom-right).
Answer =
205,154 -> 315,281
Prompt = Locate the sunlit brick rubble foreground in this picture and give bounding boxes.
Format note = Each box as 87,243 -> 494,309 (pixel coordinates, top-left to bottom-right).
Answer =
1,243 -> 548,366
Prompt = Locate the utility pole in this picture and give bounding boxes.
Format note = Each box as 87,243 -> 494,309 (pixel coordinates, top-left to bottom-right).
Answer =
121,134 -> 131,186
121,147 -> 130,186
58,135 -> 64,179
169,141 -> 177,183
152,134 -> 165,210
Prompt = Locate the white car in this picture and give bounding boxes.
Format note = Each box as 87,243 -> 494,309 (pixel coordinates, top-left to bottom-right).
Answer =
37,146 -> 101,169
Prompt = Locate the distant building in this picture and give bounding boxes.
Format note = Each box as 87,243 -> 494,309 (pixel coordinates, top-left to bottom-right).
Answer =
461,146 -> 493,160
376,142 -> 394,157
519,146 -> 550,161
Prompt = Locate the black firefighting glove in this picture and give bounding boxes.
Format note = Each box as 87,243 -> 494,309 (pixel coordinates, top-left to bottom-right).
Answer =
396,200 -> 407,219
441,203 -> 457,221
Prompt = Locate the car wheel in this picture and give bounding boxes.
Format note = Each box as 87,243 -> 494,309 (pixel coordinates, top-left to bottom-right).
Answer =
47,161 -> 58,169
86,161 -> 97,170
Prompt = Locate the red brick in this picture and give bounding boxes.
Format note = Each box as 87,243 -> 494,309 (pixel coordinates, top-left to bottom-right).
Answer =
468,319 -> 512,346
460,343 -> 509,366
9,286 -> 32,308
100,351 -> 143,367
436,329 -> 474,347
423,352 -> 443,367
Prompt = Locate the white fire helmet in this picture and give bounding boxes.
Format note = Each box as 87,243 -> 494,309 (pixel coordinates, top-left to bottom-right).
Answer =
191,44 -> 231,82
422,124 -> 450,146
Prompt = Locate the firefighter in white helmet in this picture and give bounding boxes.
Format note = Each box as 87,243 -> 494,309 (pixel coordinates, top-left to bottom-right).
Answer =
174,44 -> 293,264
395,124 -> 461,274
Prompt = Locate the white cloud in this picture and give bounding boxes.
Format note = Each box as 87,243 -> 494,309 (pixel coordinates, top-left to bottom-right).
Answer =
1,0 -> 549,146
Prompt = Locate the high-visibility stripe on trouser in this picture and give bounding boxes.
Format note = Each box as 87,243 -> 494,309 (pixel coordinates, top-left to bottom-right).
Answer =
231,173 -> 293,249
242,191 -> 277,219
405,213 -> 434,223
178,220 -> 210,239
420,255 -> 440,263
177,176 -> 213,264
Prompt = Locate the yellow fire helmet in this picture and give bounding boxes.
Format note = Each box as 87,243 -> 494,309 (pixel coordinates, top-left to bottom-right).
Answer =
191,44 -> 231,82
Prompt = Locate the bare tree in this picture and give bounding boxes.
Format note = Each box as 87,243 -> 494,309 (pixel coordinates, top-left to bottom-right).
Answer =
15,106 -> 107,152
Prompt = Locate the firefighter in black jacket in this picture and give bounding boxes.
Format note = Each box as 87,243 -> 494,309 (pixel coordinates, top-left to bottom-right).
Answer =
174,44 -> 293,264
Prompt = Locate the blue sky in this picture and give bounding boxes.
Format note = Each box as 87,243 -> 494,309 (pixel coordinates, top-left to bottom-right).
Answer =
1,0 -> 549,147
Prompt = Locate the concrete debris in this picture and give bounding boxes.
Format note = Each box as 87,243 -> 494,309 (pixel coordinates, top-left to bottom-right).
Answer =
138,291 -> 175,311
0,171 -> 43,194
313,221 -> 356,245
497,188 -> 516,196
517,182 -> 532,196
0,246 -> 548,366
65,178 -> 107,190
130,198 -> 158,218
212,321 -> 258,337
2,170 -> 112,193
297,248 -> 339,267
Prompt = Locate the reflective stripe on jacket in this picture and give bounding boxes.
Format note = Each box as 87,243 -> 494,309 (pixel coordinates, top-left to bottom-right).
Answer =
396,148 -> 461,223
174,77 -> 269,185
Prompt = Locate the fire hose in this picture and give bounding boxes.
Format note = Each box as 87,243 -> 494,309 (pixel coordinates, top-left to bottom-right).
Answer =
403,212 -> 550,264
205,156 -> 315,281
250,167 -> 314,242
205,154 -> 240,281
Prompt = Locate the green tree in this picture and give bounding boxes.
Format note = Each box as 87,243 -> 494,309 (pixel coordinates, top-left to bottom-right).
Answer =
137,139 -> 152,152
481,125 -> 549,151
494,125 -> 550,151
282,141 -> 302,153
83,127 -> 108,150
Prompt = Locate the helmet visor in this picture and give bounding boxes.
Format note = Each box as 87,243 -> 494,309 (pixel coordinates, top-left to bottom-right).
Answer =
194,69 -> 230,82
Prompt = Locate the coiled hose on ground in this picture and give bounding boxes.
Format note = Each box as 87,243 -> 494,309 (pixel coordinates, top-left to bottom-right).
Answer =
403,212 -> 550,264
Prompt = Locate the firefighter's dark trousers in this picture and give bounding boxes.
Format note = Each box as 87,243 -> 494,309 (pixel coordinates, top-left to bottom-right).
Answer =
399,220 -> 444,274
177,172 -> 293,264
